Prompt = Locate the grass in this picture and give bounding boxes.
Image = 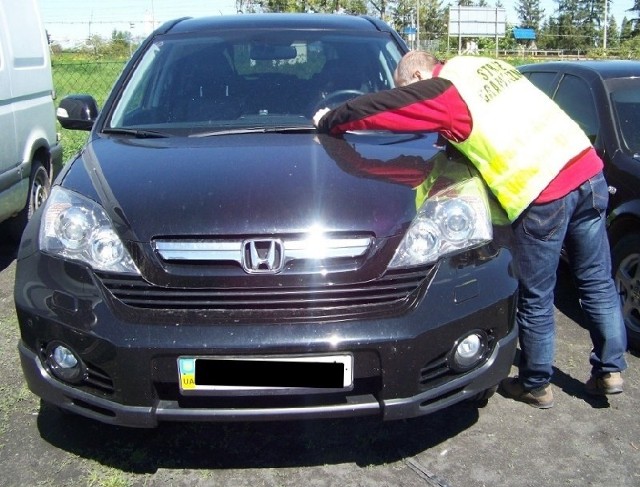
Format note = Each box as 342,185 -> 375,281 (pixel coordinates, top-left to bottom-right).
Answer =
0,309 -> 38,444
86,468 -> 133,487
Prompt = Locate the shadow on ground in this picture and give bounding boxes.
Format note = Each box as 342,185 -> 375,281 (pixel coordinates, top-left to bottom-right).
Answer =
37,400 -> 481,473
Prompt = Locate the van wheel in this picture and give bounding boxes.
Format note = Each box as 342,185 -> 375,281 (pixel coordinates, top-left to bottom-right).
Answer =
612,232 -> 640,351
7,160 -> 51,242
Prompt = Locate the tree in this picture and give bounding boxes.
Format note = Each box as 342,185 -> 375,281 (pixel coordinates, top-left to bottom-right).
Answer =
630,0 -> 640,33
550,0 -> 592,50
420,0 -> 448,40
109,29 -> 134,57
369,0 -> 391,19
391,0 -> 447,49
606,14 -> 621,46
515,0 -> 545,30
576,0 -> 605,47
620,15 -> 634,40
258,0 -> 300,11
630,0 -> 640,22
391,0 -> 415,32
338,0 -> 368,13
85,34 -> 106,57
236,0 -> 262,12
253,0 -> 368,13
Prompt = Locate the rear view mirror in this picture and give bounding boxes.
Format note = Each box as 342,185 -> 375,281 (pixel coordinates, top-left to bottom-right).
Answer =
57,94 -> 99,131
250,43 -> 297,61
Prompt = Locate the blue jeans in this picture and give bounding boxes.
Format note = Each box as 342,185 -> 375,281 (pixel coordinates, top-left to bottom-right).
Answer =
512,172 -> 627,390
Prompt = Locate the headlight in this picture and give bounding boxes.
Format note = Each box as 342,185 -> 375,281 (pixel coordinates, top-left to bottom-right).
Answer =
39,186 -> 139,273
389,177 -> 492,268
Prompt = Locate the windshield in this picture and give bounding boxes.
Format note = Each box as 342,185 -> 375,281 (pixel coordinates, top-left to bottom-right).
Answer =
609,78 -> 640,155
108,30 -> 403,135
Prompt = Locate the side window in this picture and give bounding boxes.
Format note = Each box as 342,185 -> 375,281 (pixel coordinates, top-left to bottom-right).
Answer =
553,74 -> 599,140
524,71 -> 557,96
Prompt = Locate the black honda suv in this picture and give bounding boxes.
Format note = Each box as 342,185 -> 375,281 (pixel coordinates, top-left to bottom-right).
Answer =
15,14 -> 517,427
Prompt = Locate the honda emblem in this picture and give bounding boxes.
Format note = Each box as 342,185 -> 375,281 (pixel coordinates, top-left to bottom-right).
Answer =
241,239 -> 285,274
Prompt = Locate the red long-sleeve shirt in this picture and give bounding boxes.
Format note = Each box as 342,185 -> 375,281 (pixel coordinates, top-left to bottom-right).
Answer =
316,65 -> 603,204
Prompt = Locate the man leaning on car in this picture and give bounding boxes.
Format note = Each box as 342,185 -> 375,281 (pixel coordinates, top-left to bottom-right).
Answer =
314,50 -> 628,409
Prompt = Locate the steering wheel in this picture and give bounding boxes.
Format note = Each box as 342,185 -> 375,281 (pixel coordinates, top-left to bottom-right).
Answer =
311,89 -> 366,113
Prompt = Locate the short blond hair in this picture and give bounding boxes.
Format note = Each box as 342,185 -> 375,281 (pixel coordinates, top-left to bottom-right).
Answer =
394,51 -> 439,86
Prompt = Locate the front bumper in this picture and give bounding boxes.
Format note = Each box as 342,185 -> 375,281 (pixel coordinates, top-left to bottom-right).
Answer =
19,326 -> 516,427
16,245 -> 517,428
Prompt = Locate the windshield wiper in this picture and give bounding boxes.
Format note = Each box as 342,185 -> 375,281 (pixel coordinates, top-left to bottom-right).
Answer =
102,128 -> 170,138
191,125 -> 315,137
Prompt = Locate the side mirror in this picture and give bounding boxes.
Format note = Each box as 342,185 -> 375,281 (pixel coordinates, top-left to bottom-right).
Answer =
56,95 -> 99,131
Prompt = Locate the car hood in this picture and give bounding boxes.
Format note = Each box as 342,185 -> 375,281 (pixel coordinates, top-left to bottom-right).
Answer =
60,131 -> 465,243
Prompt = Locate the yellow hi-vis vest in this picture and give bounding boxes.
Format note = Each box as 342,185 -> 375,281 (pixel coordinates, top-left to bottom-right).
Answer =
439,57 -> 591,221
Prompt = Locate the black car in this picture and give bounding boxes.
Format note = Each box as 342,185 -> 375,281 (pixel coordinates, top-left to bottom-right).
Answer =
519,61 -> 640,350
15,14 -> 517,428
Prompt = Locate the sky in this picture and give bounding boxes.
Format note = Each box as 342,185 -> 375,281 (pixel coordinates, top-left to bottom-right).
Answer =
40,0 -> 238,47
39,0 -> 635,47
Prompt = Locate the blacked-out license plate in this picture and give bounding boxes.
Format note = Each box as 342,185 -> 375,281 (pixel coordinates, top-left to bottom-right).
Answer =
178,355 -> 353,392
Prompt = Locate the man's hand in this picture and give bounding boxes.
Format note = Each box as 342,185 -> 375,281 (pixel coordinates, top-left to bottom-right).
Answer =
313,107 -> 331,128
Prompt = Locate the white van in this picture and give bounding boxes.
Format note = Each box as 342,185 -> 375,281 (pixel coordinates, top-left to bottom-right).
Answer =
0,0 -> 62,241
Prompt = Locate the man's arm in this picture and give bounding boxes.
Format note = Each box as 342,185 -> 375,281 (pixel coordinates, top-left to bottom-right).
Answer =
314,78 -> 472,143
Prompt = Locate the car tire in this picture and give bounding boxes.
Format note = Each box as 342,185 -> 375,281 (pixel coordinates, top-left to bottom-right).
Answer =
6,160 -> 51,243
612,232 -> 640,351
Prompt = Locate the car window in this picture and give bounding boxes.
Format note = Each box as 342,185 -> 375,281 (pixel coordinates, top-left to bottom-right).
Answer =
609,80 -> 640,155
109,31 -> 403,134
523,71 -> 557,96
553,74 -> 599,141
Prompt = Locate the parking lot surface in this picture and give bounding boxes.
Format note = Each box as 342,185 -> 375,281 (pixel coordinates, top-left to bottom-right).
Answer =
1,241 -> 638,487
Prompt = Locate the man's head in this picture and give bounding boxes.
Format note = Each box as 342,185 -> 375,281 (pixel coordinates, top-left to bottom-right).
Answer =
394,51 -> 439,87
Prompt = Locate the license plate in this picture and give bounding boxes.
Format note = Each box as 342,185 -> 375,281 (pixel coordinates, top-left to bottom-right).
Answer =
178,355 -> 353,392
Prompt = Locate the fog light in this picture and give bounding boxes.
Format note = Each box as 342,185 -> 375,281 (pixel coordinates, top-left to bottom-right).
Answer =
53,345 -> 78,368
449,331 -> 488,372
46,342 -> 86,383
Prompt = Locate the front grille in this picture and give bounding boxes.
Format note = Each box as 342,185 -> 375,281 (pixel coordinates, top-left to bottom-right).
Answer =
84,365 -> 115,394
95,266 -> 431,321
419,353 -> 450,386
